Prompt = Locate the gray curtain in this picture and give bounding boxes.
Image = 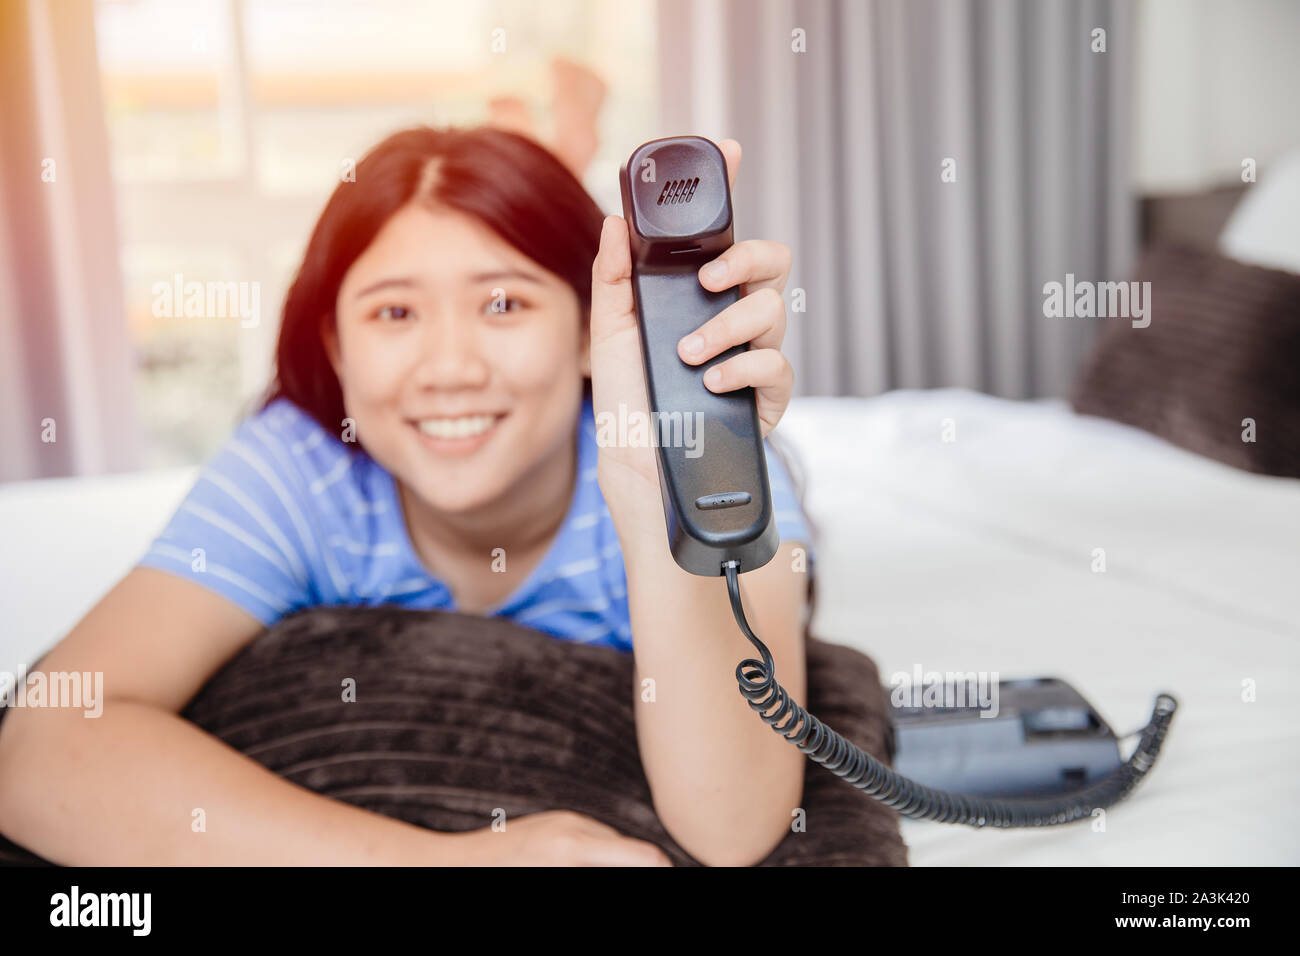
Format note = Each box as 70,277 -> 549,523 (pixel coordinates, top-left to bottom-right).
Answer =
657,0 -> 1137,398
0,0 -> 140,481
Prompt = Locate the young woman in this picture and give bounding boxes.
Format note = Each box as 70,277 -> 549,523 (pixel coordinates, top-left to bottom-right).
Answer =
0,126 -> 812,866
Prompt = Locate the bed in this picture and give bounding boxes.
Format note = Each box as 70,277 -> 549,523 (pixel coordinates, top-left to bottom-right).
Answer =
3,386 -> 1297,865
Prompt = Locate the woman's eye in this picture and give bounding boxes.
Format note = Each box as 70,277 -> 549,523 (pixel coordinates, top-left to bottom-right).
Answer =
485,296 -> 525,315
376,305 -> 411,321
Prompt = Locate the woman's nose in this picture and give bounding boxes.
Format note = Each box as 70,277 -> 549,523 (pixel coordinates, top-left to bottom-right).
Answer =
410,315 -> 490,390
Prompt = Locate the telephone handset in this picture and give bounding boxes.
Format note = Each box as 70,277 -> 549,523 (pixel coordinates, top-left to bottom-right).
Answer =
619,135 -> 1178,828
618,135 -> 779,577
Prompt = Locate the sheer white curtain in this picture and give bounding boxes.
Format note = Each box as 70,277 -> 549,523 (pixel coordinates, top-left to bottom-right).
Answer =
656,0 -> 1137,398
0,0 -> 140,481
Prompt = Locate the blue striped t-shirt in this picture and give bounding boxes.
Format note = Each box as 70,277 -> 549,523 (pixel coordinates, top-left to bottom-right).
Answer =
139,396 -> 812,651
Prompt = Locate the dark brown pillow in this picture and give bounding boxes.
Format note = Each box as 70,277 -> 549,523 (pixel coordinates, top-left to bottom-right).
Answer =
1070,244 -> 1300,477
0,606 -> 906,867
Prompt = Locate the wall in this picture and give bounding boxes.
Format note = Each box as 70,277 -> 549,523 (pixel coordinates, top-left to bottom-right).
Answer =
1135,0 -> 1300,193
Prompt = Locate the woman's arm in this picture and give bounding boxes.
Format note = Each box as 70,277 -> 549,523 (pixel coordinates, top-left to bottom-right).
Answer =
587,138 -> 807,864
0,568 -> 671,865
0,568 -> 475,865
614,500 -> 808,866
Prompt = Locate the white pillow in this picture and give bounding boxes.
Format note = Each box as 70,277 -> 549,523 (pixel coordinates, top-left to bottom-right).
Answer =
1218,149 -> 1300,275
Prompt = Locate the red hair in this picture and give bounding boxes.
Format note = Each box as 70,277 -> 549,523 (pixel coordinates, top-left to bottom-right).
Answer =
265,125 -> 605,432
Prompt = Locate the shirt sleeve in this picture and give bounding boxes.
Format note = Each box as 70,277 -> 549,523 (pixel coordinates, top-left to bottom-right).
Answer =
765,438 -> 815,561
136,413 -> 317,626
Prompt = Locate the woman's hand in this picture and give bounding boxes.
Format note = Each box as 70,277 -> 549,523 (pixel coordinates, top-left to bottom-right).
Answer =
588,139 -> 795,506
458,810 -> 673,866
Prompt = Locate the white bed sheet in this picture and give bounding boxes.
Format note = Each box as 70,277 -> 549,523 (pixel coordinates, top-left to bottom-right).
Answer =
2,389 -> 1297,865
778,389 -> 1300,865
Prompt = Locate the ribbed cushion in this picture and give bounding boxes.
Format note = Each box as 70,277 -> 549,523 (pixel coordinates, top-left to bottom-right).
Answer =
0,606 -> 905,866
1070,244 -> 1300,477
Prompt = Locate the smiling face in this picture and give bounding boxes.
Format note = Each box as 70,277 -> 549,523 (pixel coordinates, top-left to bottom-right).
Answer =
328,201 -> 589,515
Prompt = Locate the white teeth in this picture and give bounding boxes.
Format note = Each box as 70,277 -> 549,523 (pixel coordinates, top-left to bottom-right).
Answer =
416,415 -> 498,439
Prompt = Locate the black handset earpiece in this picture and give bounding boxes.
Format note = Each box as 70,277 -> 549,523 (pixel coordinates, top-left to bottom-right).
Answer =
619,135 -> 779,577
618,134 -> 1178,830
